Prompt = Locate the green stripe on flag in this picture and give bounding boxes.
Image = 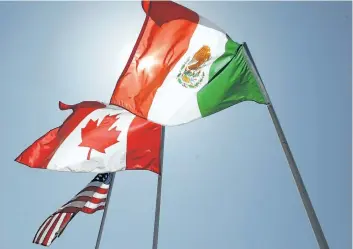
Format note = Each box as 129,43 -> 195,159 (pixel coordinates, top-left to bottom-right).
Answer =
197,40 -> 266,117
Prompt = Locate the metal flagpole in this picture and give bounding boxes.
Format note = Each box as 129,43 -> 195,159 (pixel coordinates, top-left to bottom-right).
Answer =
152,126 -> 166,249
242,42 -> 330,249
95,172 -> 116,249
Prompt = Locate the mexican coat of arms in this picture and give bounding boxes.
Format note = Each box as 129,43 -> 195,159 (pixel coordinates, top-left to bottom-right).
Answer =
177,45 -> 211,89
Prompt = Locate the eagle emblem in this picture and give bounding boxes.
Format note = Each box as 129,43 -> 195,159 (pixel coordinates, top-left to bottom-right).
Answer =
177,45 -> 211,89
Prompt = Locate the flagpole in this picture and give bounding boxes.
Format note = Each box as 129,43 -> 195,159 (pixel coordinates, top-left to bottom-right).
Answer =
152,126 -> 166,249
95,172 -> 116,249
242,43 -> 330,249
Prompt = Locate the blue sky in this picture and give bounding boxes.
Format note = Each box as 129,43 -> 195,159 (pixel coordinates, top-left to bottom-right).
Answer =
0,1 -> 351,249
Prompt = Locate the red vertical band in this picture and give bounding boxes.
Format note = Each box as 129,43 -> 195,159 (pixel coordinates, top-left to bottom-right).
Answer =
126,116 -> 162,174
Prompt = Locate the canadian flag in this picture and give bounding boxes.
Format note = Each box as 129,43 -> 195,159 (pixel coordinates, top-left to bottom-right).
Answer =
16,101 -> 162,174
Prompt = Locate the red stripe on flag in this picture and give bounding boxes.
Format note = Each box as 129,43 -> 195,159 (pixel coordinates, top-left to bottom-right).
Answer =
126,116 -> 162,174
72,196 -> 107,204
58,213 -> 72,235
57,207 -> 81,214
16,101 -> 106,169
81,205 -> 105,214
110,0 -> 199,118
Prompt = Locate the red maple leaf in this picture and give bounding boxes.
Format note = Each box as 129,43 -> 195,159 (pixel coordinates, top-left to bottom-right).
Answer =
79,114 -> 121,160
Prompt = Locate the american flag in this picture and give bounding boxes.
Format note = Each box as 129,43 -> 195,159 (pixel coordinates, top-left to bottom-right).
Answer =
33,173 -> 113,247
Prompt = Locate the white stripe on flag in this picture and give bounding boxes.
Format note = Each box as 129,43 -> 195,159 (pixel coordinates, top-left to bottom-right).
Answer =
84,201 -> 106,210
63,201 -> 106,210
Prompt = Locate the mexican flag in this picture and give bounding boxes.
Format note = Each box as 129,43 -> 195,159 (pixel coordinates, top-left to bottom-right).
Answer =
110,0 -> 266,126
16,101 -> 162,174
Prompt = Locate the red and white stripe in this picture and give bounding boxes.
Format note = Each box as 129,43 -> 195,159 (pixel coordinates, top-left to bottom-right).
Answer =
33,173 -> 111,247
33,213 -> 74,246
59,180 -> 109,214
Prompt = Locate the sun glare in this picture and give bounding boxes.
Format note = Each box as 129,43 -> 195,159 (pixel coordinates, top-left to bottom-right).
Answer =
138,56 -> 157,72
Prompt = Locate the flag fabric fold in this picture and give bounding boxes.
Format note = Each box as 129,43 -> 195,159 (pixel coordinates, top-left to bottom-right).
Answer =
16,101 -> 162,174
110,0 -> 266,126
33,173 -> 113,247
